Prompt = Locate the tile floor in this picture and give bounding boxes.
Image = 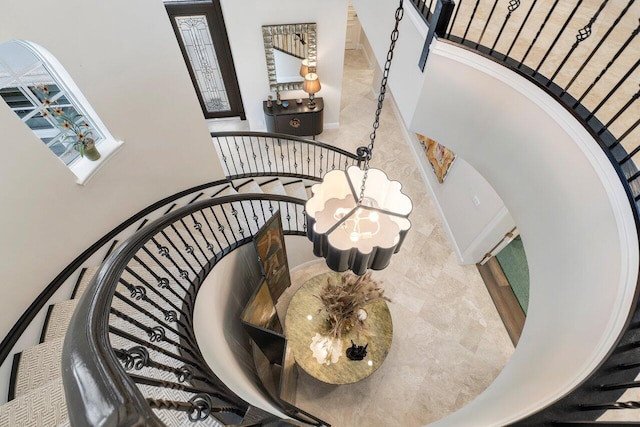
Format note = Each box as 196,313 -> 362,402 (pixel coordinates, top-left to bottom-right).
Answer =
276,48 -> 515,427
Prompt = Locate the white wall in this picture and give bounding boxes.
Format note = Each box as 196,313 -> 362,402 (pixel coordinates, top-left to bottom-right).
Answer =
0,0 -> 225,341
415,43 -> 638,426
405,131 -> 515,264
220,0 -> 348,130
354,0 -> 514,264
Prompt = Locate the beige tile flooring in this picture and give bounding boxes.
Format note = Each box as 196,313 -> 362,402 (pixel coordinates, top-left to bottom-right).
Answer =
275,49 -> 514,427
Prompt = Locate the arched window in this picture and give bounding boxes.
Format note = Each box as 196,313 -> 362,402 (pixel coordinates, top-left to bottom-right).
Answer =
0,40 -> 108,167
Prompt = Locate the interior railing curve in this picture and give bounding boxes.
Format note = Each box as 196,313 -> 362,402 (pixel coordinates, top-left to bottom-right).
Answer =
211,131 -> 365,181
411,0 -> 640,424
0,179 -> 232,372
62,192 -> 328,426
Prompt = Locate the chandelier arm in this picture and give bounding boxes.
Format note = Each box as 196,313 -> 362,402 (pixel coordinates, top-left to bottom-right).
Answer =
324,207 -> 360,235
358,0 -> 405,203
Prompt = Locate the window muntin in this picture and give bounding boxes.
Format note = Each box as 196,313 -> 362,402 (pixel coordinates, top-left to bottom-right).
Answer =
0,40 -> 104,166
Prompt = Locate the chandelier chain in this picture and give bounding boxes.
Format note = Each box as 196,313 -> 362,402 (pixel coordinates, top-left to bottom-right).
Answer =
359,0 -> 405,203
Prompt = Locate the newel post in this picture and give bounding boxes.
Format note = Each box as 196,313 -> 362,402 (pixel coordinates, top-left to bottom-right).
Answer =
419,0 -> 455,71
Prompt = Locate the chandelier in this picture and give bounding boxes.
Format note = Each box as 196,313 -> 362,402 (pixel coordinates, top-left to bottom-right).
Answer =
305,0 -> 412,275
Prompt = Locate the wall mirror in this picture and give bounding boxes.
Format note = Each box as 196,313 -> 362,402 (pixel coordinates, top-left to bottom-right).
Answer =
262,23 -> 317,92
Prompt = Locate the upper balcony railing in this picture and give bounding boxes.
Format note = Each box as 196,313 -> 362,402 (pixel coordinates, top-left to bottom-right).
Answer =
414,0 -> 639,201
412,0 -> 640,423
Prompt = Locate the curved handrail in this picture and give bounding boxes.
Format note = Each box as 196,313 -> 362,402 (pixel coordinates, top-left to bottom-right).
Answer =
0,178 -> 231,368
415,1 -> 640,423
61,193 -> 325,426
211,131 -> 365,181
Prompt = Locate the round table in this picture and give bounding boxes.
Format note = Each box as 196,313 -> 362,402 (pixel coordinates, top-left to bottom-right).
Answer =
285,272 -> 393,384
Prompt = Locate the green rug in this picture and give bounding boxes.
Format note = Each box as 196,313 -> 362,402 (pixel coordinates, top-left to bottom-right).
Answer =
495,236 -> 529,314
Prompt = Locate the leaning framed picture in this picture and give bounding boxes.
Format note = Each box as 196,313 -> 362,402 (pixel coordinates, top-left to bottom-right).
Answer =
417,133 -> 457,184
253,210 -> 291,301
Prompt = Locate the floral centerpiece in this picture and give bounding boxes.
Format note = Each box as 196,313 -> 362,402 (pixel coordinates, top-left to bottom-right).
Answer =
318,272 -> 390,338
35,84 -> 100,161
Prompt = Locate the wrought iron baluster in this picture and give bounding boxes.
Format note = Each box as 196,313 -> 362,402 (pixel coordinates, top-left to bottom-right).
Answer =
238,135 -> 250,174
534,0 -> 586,75
517,0 -> 561,69
447,0 -> 464,37
489,0 -> 521,55
609,118 -> 639,151
547,0 -> 609,84
109,326 -> 203,369
306,142 -> 311,176
136,248 -> 191,302
119,278 -> 185,328
160,229 -> 199,277
561,0 -> 634,96
193,211 -> 223,259
144,243 -> 190,294
227,201 -> 245,239
125,265 -> 188,320
223,136 -> 236,177
250,136 -> 260,173
601,86 -> 640,148
505,0 -> 538,58
277,138 -> 286,173
113,291 -> 195,348
189,212 -> 218,260
175,220 -> 207,269
110,306 -> 197,358
585,58 -> 639,120
575,22 -> 639,109
461,0 -> 482,43
207,206 -> 233,248
579,400 -> 640,411
476,0 -> 499,48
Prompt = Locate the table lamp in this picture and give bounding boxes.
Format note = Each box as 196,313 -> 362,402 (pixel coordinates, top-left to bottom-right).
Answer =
303,73 -> 321,109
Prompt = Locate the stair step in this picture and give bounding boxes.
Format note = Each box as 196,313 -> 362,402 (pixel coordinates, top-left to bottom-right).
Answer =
12,338 -> 63,399
283,181 -> 308,200
210,184 -> 237,198
235,179 -> 263,194
260,179 -> 287,196
40,300 -> 78,343
0,377 -> 68,427
71,266 -> 99,299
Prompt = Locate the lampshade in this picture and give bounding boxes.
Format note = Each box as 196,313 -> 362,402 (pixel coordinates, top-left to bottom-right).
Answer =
305,166 -> 412,275
300,59 -> 310,78
303,73 -> 321,94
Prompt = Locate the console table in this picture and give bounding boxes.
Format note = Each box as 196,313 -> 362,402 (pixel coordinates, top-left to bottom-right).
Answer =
284,272 -> 393,384
263,98 -> 324,139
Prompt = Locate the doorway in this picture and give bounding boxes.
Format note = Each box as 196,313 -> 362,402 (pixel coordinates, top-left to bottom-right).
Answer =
165,0 -> 245,120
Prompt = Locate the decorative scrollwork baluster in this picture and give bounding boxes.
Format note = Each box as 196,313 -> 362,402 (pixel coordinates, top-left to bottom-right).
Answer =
149,326 -> 165,342
117,346 -> 150,371
177,366 -> 194,383
188,394 -> 212,422
130,286 -> 146,300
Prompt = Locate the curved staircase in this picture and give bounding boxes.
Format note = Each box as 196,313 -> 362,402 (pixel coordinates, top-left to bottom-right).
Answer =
0,153 -> 326,426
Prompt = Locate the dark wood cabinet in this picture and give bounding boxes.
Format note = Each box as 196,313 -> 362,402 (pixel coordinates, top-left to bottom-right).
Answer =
263,98 -> 324,138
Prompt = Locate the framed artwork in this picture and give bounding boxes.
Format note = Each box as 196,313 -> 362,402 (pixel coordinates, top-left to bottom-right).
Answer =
253,211 -> 291,301
417,133 -> 457,184
241,278 -> 283,334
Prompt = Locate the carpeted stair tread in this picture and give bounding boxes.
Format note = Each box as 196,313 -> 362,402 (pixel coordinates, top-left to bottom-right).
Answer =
283,181 -> 308,200
13,338 -> 63,398
72,266 -> 100,300
138,384 -> 225,427
260,179 -> 287,196
0,377 -> 68,427
42,300 -> 78,343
